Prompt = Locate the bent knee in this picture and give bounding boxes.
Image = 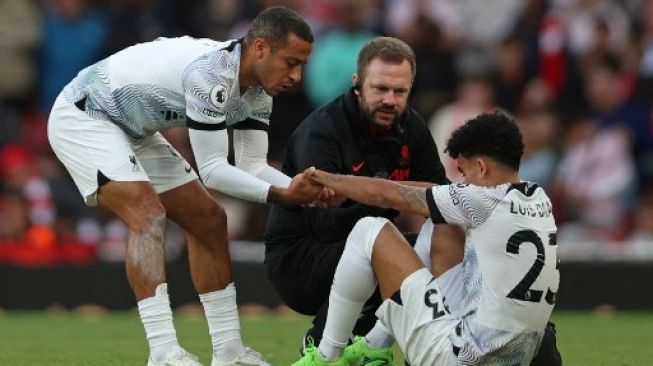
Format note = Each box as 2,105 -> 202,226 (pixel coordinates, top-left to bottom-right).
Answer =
352,217 -> 391,237
347,217 -> 391,258
206,202 -> 227,229
191,201 -> 227,235
133,203 -> 167,233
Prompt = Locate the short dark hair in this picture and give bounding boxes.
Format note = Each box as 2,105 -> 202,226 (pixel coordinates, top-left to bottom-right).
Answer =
445,112 -> 524,171
357,37 -> 416,82
245,6 -> 313,50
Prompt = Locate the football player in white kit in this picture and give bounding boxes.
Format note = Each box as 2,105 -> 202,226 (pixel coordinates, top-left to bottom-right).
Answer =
47,6 -> 323,366
293,112 -> 560,366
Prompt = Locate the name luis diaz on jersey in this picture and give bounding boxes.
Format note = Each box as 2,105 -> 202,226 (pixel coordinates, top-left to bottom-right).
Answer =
510,199 -> 553,218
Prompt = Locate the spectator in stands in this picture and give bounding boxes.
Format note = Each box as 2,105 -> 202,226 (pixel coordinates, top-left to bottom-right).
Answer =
39,0 -> 109,113
641,1 -> 653,94
517,77 -> 556,115
493,35 -> 529,112
557,0 -> 630,60
553,118 -> 636,241
517,109 -> 559,191
0,193 -> 30,242
0,0 -> 649,259
0,0 -> 41,107
0,144 -> 56,229
584,57 -> 652,182
398,13 -> 458,118
104,0 -> 168,55
387,0 -> 527,86
428,74 -> 497,181
304,0 -> 376,107
630,191 -> 653,244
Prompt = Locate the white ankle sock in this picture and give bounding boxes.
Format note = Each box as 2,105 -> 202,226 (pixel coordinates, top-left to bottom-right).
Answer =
365,321 -> 394,349
199,282 -> 245,362
138,283 -> 180,363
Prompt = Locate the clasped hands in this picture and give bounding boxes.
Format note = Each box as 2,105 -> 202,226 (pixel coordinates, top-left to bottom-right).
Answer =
285,167 -> 345,208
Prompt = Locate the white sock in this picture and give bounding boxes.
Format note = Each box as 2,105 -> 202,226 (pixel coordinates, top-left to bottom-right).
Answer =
319,217 -> 386,360
199,282 -> 245,362
137,283 -> 180,363
364,321 -> 394,349
319,292 -> 365,360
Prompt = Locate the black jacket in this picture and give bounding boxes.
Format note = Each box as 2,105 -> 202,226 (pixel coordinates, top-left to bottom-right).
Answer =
264,89 -> 447,260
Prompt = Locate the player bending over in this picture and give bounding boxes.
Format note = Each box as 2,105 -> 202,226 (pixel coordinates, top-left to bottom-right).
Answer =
48,6 -> 321,366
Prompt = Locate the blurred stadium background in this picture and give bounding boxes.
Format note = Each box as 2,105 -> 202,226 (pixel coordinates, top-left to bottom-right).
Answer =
0,1 -> 652,362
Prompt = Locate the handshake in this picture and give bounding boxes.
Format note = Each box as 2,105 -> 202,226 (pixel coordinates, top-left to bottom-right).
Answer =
280,166 -> 433,216
279,167 -> 346,208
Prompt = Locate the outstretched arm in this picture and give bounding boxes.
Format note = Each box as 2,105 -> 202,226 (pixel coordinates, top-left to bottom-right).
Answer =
306,167 -> 433,217
232,128 -> 292,188
190,128 -> 323,206
182,53 -> 325,206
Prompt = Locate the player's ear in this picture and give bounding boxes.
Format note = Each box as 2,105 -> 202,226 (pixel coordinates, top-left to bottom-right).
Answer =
352,74 -> 361,95
253,38 -> 268,59
477,158 -> 489,178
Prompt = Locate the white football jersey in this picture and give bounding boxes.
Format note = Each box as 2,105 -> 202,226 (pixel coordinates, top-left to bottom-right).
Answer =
63,37 -> 272,139
426,182 -> 559,365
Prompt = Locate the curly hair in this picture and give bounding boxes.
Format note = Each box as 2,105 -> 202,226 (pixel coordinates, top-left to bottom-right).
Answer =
445,112 -> 524,171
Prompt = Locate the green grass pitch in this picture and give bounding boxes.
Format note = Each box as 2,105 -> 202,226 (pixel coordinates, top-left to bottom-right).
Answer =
0,310 -> 650,365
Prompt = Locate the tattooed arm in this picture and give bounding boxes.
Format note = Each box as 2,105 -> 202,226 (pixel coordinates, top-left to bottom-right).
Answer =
305,167 -> 433,217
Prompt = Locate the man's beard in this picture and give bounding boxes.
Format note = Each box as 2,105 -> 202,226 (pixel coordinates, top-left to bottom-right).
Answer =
357,91 -> 404,128
362,105 -> 401,128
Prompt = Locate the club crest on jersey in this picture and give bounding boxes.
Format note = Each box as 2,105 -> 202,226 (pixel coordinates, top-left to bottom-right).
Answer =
209,84 -> 227,107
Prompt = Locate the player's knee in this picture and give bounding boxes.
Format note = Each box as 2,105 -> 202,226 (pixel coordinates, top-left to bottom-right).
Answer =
101,182 -> 167,232
135,200 -> 167,233
351,217 -> 389,239
206,202 -> 227,232
194,201 -> 227,236
353,216 -> 389,232
349,217 -> 390,258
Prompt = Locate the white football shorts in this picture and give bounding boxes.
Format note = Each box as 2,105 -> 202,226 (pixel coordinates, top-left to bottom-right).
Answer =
48,93 -> 198,206
376,268 -> 460,365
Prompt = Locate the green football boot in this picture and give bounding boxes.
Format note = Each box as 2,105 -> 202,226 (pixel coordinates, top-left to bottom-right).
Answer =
290,345 -> 347,366
342,336 -> 393,366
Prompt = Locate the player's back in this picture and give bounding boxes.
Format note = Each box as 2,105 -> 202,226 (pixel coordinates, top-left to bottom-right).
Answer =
106,37 -> 224,94
457,182 -> 559,365
63,36 -> 238,138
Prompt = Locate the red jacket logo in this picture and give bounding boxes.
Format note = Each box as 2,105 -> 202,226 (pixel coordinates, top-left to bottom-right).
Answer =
400,145 -> 410,166
389,168 -> 410,181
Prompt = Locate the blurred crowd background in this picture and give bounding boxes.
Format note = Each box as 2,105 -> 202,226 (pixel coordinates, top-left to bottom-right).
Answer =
1,0 -> 652,266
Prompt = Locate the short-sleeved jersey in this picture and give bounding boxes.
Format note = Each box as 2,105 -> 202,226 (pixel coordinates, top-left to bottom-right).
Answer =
63,37 -> 272,139
426,182 -> 559,365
